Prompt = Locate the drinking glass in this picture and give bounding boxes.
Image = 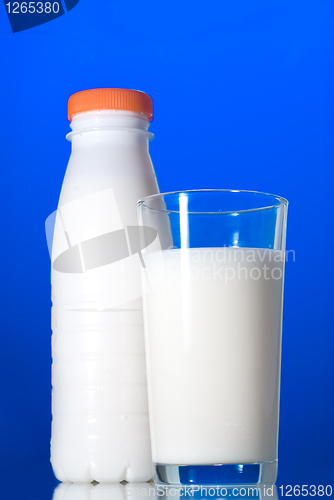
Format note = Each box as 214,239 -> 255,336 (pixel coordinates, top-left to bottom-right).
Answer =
137,190 -> 288,485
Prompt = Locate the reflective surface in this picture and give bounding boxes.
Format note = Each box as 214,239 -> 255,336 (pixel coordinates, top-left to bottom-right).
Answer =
53,482 -> 279,500
1,461 -> 333,500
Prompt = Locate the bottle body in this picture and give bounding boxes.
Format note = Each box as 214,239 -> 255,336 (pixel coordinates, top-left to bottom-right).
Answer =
51,111 -> 158,482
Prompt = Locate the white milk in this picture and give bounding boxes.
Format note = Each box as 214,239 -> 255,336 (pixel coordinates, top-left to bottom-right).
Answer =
51,96 -> 159,482
143,247 -> 284,465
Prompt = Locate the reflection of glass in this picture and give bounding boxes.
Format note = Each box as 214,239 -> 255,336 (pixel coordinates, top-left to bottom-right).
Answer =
138,190 -> 288,485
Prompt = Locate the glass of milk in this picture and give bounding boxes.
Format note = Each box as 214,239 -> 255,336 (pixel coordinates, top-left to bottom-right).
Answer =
137,190 -> 288,485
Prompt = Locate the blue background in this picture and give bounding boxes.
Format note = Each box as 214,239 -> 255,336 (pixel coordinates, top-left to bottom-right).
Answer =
0,1 -> 333,498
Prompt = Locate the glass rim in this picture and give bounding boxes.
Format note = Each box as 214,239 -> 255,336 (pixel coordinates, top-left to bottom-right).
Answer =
137,189 -> 288,215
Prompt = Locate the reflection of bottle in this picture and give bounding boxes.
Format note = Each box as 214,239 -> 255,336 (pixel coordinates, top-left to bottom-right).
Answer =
53,483 -> 158,500
51,89 -> 159,482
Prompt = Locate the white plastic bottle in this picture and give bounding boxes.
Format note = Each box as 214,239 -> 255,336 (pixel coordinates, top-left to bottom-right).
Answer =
50,89 -> 159,482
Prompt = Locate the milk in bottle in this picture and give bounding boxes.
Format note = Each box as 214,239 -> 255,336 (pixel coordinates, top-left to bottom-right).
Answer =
50,88 -> 159,482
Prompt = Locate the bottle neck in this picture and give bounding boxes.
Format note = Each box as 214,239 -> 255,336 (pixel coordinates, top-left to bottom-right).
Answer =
67,109 -> 153,143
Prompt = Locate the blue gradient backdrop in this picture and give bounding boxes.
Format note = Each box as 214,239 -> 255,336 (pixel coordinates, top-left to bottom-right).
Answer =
0,1 -> 333,498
